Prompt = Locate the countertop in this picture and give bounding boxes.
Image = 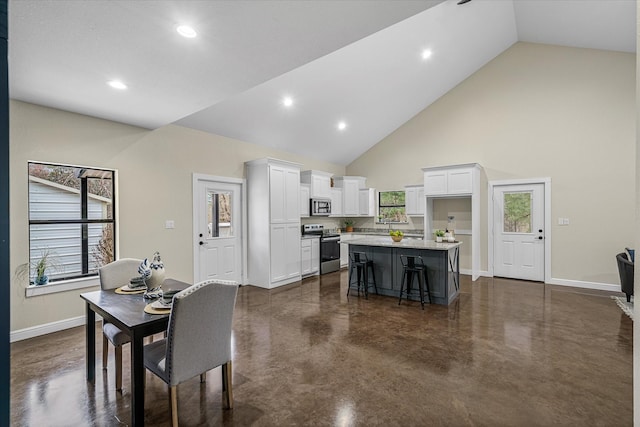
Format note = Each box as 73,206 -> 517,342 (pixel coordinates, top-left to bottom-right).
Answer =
341,231 -> 425,238
346,236 -> 462,251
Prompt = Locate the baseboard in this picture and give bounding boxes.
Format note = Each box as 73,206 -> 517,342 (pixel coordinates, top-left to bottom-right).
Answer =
461,269 -> 491,278
10,314 -> 101,343
546,277 -> 619,293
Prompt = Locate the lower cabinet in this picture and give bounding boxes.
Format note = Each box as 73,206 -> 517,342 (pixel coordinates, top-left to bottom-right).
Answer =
301,237 -> 320,276
270,223 -> 301,283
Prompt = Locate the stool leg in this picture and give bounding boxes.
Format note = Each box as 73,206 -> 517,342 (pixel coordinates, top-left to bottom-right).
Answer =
406,270 -> 414,302
399,270 -> 407,305
356,266 -> 362,297
363,266 -> 369,299
369,263 -> 378,295
347,263 -> 354,297
417,271 -> 425,310
423,269 -> 431,304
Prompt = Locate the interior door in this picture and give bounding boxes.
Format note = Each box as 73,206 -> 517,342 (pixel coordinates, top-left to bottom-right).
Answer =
493,183 -> 544,281
196,179 -> 242,283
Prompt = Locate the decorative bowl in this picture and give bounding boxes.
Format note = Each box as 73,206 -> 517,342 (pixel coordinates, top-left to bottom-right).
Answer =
391,235 -> 403,242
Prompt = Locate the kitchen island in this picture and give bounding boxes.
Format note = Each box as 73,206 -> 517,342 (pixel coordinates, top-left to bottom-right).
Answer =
346,236 -> 461,305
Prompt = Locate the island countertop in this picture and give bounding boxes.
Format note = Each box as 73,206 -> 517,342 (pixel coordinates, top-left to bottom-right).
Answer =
345,236 -> 462,251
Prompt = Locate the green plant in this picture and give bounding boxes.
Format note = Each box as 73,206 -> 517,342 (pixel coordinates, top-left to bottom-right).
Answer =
343,219 -> 355,227
434,229 -> 445,237
15,249 -> 62,286
389,230 -> 404,237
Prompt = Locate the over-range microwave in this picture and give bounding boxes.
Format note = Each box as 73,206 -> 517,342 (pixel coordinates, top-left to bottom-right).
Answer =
310,198 -> 331,216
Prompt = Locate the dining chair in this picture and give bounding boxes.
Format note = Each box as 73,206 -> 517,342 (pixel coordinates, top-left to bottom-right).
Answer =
143,279 -> 239,427
98,257 -> 142,391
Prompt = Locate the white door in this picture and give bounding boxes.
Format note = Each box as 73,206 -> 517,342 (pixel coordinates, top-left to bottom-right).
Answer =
493,184 -> 545,281
195,178 -> 243,283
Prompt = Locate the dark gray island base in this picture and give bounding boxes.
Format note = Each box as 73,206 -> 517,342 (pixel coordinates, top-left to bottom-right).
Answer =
347,237 -> 461,305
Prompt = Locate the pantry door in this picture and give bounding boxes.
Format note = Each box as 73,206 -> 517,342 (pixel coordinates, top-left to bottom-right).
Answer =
194,175 -> 244,284
493,183 -> 545,281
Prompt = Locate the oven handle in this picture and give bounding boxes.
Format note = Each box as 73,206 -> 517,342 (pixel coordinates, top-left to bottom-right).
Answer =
321,236 -> 341,242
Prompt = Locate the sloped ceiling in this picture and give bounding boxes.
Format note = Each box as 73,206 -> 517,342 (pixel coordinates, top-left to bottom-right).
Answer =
8,0 -> 636,165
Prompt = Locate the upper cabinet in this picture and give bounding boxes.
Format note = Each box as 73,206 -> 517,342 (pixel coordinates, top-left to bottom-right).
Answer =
423,164 -> 479,196
359,188 -> 376,217
334,176 -> 366,216
330,188 -> 343,216
300,184 -> 310,218
270,163 -> 301,223
300,170 -> 332,199
405,185 -> 424,216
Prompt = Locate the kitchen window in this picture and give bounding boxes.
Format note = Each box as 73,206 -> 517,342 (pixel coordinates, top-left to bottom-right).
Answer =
378,191 -> 407,223
27,162 -> 116,284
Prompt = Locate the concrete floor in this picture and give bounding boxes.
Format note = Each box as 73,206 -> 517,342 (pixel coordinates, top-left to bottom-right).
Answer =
11,271 -> 633,426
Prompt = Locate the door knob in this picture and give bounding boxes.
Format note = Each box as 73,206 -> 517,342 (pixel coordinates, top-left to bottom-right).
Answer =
538,229 -> 543,233
199,241 -> 205,245
538,236 -> 543,240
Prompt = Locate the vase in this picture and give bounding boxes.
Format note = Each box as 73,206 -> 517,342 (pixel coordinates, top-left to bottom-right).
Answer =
146,267 -> 165,291
35,275 -> 49,286
436,236 -> 443,243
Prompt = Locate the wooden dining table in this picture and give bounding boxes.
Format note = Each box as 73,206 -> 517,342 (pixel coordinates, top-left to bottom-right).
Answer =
80,278 -> 190,426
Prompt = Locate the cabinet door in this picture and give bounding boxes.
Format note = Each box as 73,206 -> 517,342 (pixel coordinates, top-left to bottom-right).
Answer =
424,171 -> 447,196
448,169 -> 472,194
311,238 -> 320,273
300,185 -> 310,217
270,224 -> 287,282
359,188 -> 375,216
269,166 -> 286,222
312,175 -> 331,198
405,187 -> 417,215
301,239 -> 311,275
416,187 -> 424,215
285,223 -> 301,278
284,168 -> 300,222
330,188 -> 343,216
343,180 -> 360,215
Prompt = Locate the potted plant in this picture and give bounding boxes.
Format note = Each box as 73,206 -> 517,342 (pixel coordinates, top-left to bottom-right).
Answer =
343,219 -> 355,233
434,229 -> 445,243
15,249 -> 61,286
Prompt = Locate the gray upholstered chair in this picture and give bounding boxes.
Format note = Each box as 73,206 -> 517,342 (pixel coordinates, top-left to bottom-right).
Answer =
144,279 -> 239,426
98,258 -> 142,391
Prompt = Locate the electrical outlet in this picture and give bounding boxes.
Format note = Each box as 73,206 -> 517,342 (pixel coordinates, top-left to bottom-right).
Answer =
165,220 -> 175,229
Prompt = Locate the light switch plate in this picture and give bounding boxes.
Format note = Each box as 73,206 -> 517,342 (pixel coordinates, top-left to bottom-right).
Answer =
165,220 -> 175,229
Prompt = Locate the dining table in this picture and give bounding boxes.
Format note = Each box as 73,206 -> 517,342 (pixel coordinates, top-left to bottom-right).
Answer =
80,278 -> 190,427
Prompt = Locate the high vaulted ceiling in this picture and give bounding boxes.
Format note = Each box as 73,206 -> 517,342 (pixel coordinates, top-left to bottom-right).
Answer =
9,0 -> 636,165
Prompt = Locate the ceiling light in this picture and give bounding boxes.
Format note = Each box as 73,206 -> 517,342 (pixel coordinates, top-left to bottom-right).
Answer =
176,25 -> 197,38
421,49 -> 433,60
337,121 -> 347,131
107,80 -> 127,90
283,96 -> 293,107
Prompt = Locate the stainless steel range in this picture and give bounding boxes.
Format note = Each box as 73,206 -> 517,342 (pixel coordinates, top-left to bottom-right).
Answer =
301,224 -> 341,274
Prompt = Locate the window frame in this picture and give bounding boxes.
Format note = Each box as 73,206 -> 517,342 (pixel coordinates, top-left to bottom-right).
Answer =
377,190 -> 407,224
27,161 -> 116,287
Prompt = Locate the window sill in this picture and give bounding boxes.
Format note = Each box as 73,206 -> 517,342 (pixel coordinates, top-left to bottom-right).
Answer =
25,275 -> 100,298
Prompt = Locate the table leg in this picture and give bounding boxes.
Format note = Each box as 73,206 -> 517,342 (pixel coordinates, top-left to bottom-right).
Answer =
130,331 -> 145,426
86,303 -> 95,384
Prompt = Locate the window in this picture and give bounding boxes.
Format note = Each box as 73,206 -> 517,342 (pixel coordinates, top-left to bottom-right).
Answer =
378,191 -> 407,223
28,162 -> 115,283
503,192 -> 532,233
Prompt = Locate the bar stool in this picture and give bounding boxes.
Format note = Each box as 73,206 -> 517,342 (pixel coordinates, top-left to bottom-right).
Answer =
398,254 -> 431,309
347,252 -> 378,299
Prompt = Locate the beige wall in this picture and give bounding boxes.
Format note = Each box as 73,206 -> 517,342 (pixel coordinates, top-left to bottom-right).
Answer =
10,100 -> 345,331
347,42 -> 636,284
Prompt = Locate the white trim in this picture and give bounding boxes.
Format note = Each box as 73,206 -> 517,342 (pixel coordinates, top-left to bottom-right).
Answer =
461,268 -> 490,277
25,275 -> 100,297
488,177 -> 552,283
192,173 -> 247,285
546,277 -> 619,293
10,314 -> 101,343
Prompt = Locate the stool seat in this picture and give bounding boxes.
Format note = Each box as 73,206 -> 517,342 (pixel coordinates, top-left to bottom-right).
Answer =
398,255 -> 431,309
347,252 -> 378,299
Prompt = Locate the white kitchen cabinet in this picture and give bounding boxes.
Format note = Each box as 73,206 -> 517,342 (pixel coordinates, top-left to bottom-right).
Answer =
424,166 -> 474,196
330,188 -> 343,216
246,158 -> 302,289
359,188 -> 376,216
405,185 -> 424,216
300,170 -> 332,199
334,176 -> 366,216
300,184 -> 310,218
339,233 -> 355,268
301,237 -> 320,276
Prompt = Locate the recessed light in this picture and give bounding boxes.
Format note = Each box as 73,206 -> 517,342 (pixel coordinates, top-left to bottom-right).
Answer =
421,49 -> 432,60
283,96 -> 294,108
107,80 -> 127,90
337,121 -> 347,131
176,25 -> 197,38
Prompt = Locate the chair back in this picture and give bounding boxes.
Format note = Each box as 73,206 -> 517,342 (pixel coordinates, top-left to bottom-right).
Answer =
98,258 -> 142,290
164,279 -> 239,386
400,254 -> 424,269
616,253 -> 634,292
350,252 -> 368,264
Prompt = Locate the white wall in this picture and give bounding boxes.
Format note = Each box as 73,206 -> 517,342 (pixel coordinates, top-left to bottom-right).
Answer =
10,100 -> 345,332
347,42 -> 636,286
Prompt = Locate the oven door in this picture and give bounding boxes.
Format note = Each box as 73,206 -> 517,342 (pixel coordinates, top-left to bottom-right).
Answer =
320,236 -> 341,274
